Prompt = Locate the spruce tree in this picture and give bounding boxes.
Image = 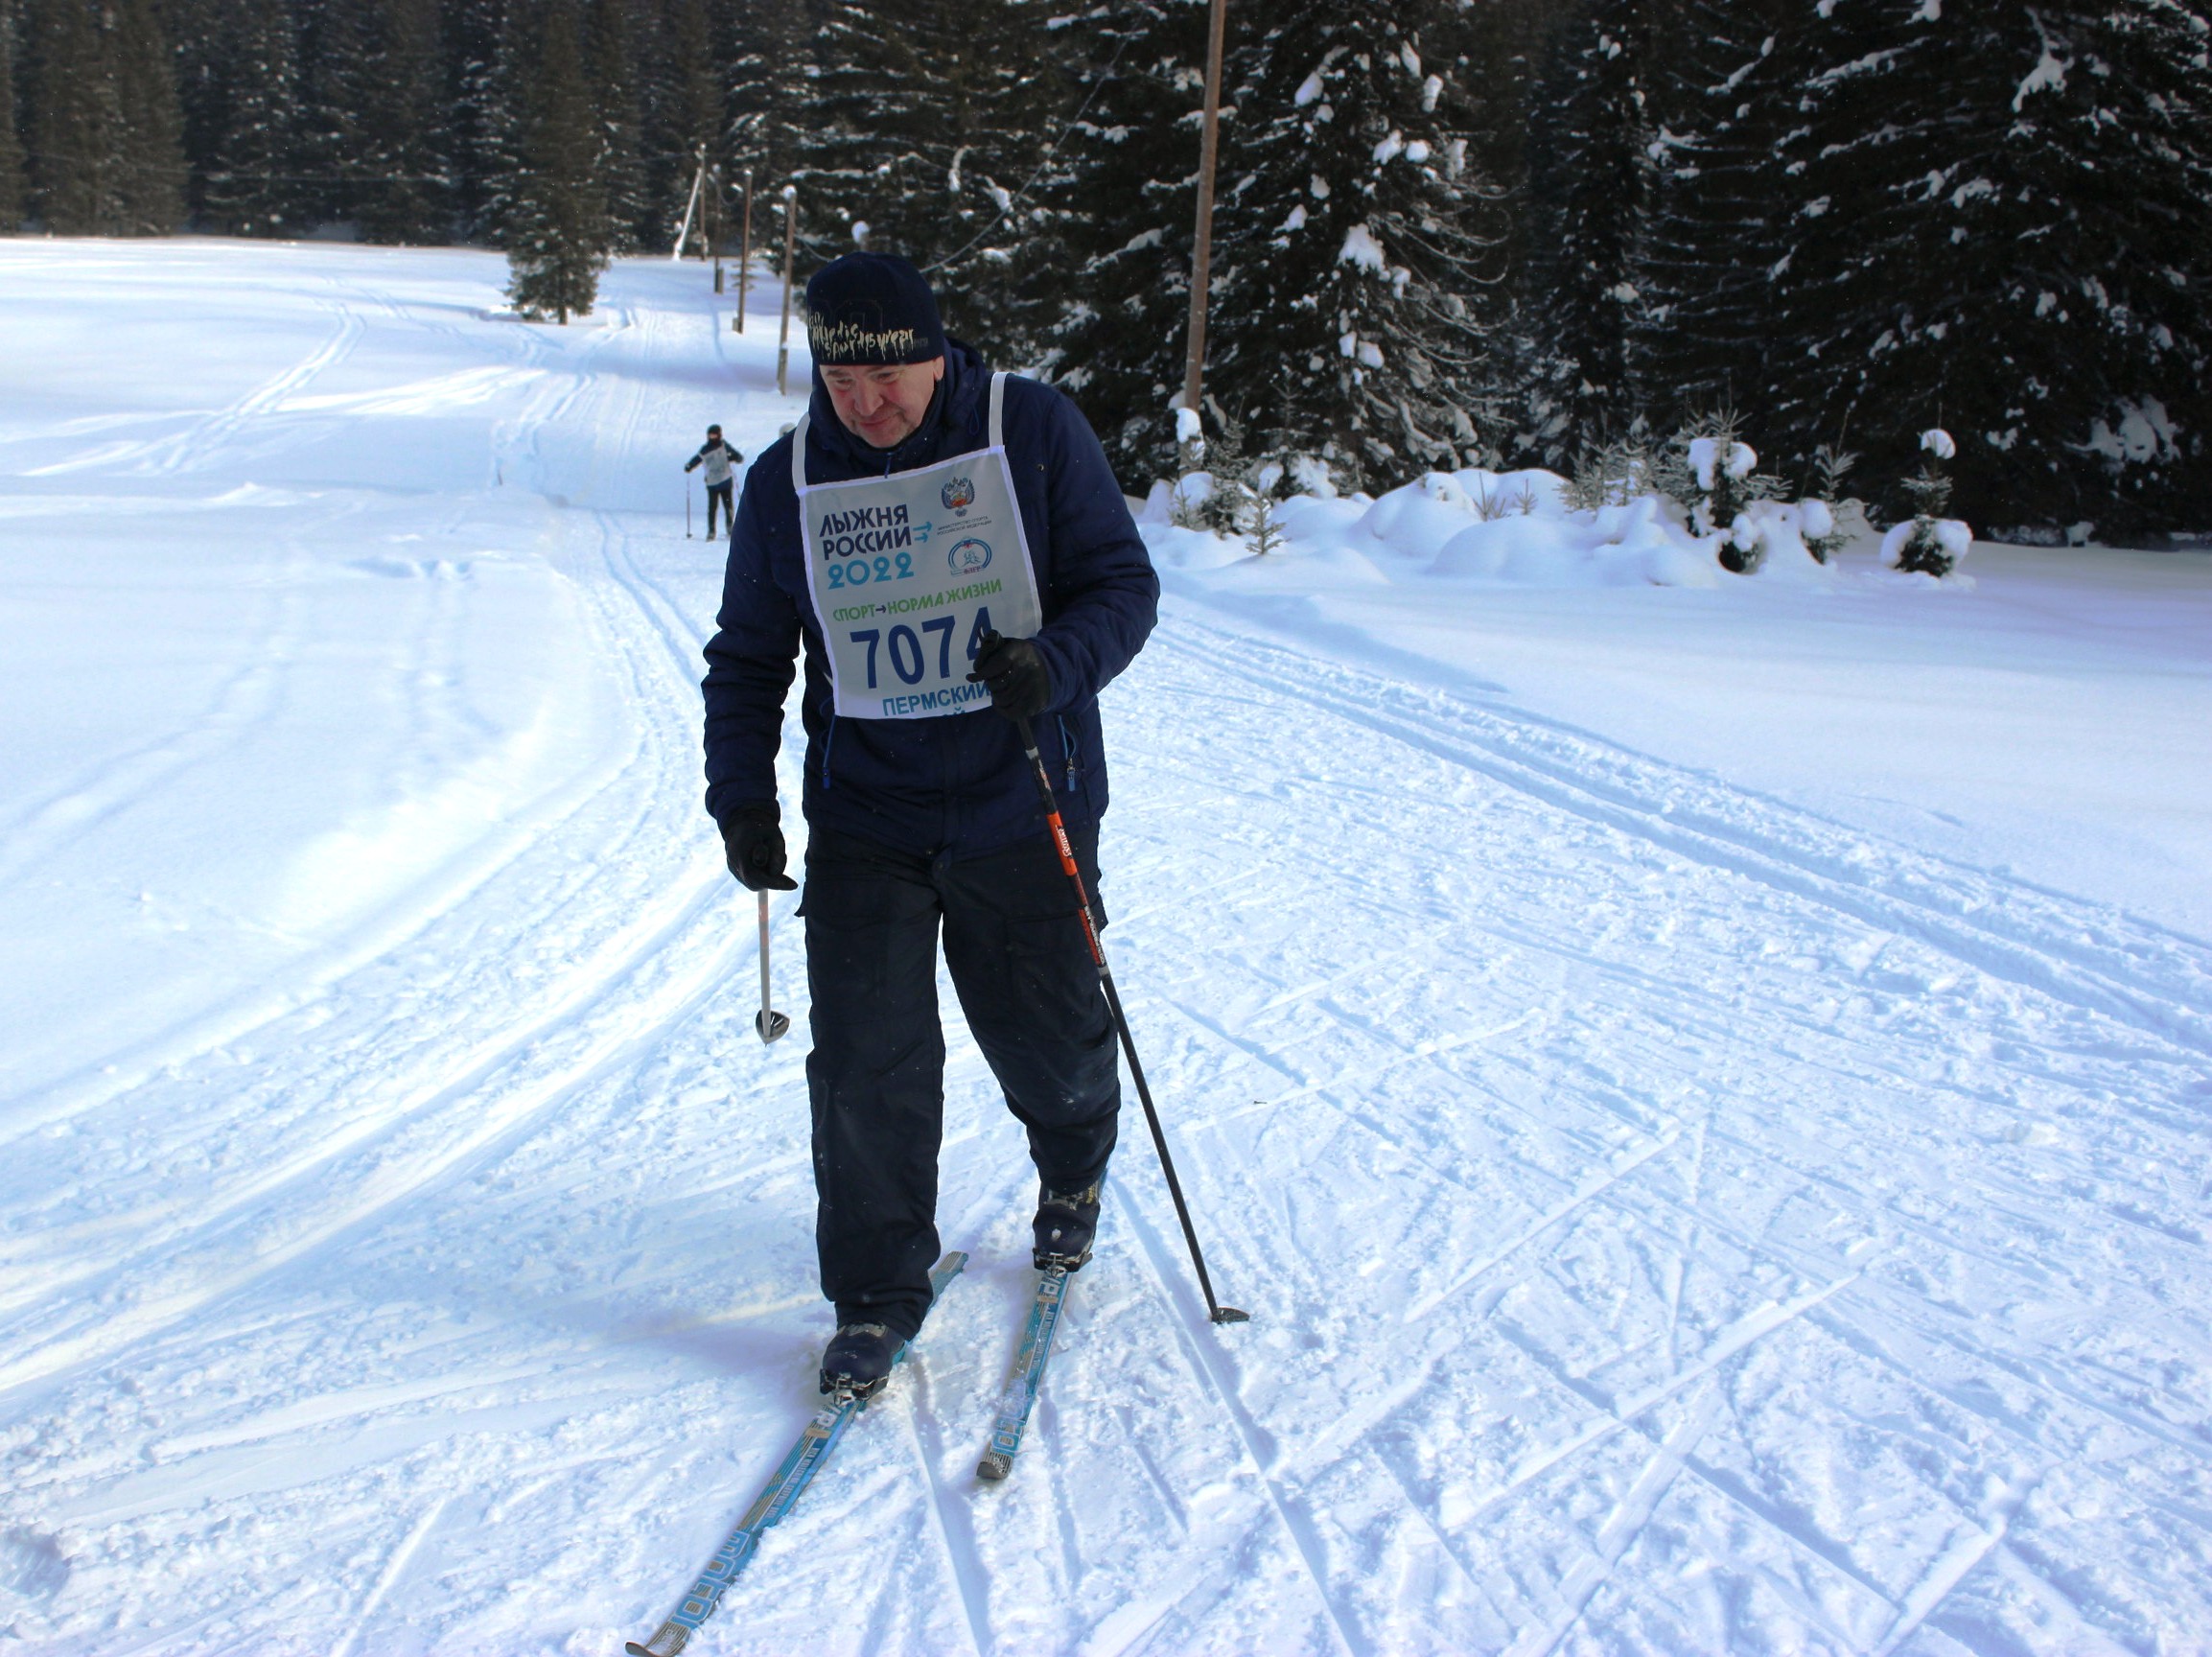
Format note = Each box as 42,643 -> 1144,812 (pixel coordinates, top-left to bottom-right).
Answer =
802,0 -> 1075,364
353,0 -> 451,243
505,0 -> 610,320
1525,0 -> 1659,459
584,0 -> 650,249
1203,1 -> 1505,489
202,0 -> 305,235
1047,0 -> 1236,483
111,0 -> 185,233
650,0 -> 720,250
0,0 -> 25,231
1628,0 -> 1808,438
28,0 -> 115,232
444,0 -> 508,239
726,0 -> 805,196
296,0 -> 366,224
1772,0 -> 2212,534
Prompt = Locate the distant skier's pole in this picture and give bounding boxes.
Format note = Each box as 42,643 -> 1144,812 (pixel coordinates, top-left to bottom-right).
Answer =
735,170 -> 755,333
777,185 -> 799,396
1178,0 -> 1230,420
686,478 -> 692,539
1012,712 -> 1249,1327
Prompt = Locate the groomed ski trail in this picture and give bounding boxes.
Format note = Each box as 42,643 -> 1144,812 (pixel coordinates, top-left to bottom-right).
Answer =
0,245 -> 2206,1657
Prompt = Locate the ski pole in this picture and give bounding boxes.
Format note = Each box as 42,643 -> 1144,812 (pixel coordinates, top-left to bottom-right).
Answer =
1013,713 -> 1248,1325
756,891 -> 790,1043
686,478 -> 693,539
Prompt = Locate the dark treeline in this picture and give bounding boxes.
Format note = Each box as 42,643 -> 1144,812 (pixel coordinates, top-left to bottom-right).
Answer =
2,0 -> 2207,533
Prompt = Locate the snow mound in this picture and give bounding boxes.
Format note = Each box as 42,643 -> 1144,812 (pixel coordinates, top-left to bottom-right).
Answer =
1346,471 -> 1722,588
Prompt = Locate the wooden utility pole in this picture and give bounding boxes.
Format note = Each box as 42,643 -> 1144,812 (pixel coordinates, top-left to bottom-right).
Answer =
710,165 -> 724,290
777,184 -> 799,396
735,170 -> 755,333
1179,0 -> 1230,423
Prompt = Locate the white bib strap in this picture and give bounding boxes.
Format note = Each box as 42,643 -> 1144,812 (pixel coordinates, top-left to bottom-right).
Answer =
989,372 -> 1008,449
789,414 -> 810,493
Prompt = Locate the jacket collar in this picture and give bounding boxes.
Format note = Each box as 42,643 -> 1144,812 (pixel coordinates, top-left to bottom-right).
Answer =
803,338 -> 989,478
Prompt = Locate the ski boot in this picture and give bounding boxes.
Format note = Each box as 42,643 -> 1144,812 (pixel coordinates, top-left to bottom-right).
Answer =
820,1323 -> 897,1399
1032,1178 -> 1104,1272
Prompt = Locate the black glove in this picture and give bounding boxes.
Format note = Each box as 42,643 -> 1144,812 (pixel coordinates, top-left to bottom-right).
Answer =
966,630 -> 1052,721
722,804 -> 798,891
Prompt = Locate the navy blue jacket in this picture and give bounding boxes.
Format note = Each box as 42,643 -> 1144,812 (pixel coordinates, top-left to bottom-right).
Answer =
701,340 -> 1158,857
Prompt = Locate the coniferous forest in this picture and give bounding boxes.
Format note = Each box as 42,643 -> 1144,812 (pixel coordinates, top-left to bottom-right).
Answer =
3,0 -> 2207,536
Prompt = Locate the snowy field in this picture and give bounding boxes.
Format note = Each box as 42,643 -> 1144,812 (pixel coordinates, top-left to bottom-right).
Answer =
3,240 -> 2211,1656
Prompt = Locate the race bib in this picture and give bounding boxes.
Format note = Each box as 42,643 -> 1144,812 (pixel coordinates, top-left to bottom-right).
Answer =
794,373 -> 1044,719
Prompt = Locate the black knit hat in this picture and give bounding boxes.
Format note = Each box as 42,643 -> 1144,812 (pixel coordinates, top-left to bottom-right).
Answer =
803,253 -> 946,366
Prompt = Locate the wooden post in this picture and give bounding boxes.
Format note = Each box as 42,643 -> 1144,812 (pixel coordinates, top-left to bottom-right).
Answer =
1179,0 -> 1230,424
735,170 -> 755,333
708,163 -> 723,286
777,185 -> 799,397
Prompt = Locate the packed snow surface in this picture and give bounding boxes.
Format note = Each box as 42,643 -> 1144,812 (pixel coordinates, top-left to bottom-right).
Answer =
4,242 -> 2212,1656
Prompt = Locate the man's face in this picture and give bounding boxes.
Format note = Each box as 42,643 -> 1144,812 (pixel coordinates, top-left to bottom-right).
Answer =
821,358 -> 945,450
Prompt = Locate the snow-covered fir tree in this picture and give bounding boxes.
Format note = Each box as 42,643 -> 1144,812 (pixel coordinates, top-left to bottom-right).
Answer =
583,0 -> 651,250
201,0 -> 305,235
802,0 -> 1073,364
725,0 -> 807,203
649,0 -> 723,249
294,0 -> 365,223
1628,0 -> 1808,438
346,0 -> 449,242
1771,0 -> 2212,534
1525,0 -> 1659,460
442,0 -> 508,239
1046,0 -> 1235,483
504,0 -> 609,320
0,0 -> 27,230
26,0 -> 184,234
1203,2 -> 1504,490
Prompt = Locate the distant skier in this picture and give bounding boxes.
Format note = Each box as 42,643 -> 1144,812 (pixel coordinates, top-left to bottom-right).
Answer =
700,253 -> 1158,1401
685,424 -> 743,538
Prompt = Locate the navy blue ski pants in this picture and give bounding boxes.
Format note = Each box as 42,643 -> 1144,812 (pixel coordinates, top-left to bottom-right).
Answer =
801,823 -> 1120,1341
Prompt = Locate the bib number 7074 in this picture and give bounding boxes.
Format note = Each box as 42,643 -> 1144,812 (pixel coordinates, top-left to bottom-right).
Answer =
848,608 -> 995,690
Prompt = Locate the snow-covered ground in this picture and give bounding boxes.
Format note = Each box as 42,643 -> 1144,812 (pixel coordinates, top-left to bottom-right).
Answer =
3,241 -> 2210,1656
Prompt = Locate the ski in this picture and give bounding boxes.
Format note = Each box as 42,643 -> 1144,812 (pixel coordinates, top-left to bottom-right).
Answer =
975,1264 -> 1073,1482
625,1250 -> 967,1657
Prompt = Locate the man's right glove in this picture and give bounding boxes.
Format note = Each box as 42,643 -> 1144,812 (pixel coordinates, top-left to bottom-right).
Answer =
722,804 -> 798,891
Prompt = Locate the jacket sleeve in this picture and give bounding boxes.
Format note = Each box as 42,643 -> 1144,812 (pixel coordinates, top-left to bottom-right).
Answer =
684,446 -> 702,472
700,453 -> 801,828
1027,387 -> 1159,712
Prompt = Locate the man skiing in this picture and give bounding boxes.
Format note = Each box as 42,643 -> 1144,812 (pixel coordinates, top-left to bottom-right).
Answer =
700,252 -> 1157,1400
685,424 -> 743,538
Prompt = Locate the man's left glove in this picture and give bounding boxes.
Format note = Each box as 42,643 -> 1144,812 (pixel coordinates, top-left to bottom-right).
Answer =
966,630 -> 1052,721
722,804 -> 799,891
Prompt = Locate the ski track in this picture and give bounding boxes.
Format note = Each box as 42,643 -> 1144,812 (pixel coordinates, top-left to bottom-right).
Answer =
3,245 -> 2210,1656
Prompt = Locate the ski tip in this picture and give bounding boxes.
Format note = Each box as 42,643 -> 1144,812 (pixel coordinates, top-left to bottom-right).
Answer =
977,1452 -> 1013,1482
1210,1306 -> 1251,1325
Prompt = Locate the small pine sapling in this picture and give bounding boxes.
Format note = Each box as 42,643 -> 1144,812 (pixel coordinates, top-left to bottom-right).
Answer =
1803,442 -> 1857,563
1881,429 -> 1972,577
1167,405 -> 1210,530
1563,439 -> 1657,513
1654,410 -> 1785,572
